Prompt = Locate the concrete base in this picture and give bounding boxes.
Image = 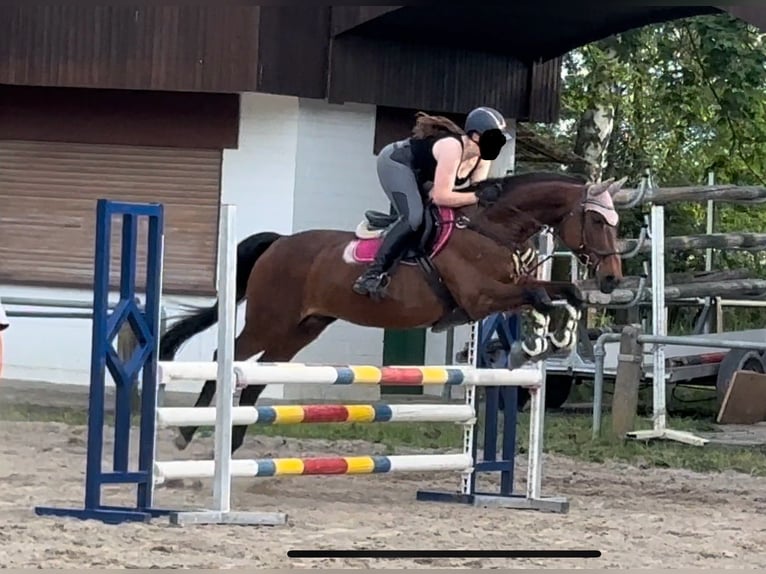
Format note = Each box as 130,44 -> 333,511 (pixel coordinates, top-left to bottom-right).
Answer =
416,490 -> 569,514
169,510 -> 288,526
472,494 -> 570,514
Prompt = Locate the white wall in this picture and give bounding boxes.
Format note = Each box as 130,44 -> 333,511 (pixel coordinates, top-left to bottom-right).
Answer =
165,93 -> 300,363
290,99 -> 389,365
219,92 -> 299,235
161,92 -> 301,398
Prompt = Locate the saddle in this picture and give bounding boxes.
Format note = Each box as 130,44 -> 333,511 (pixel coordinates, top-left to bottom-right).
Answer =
345,203 -> 464,331
353,203 -> 448,263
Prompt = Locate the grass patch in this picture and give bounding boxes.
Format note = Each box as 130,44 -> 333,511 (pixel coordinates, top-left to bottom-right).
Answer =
518,412 -> 766,476
1,403 -> 91,426
3,401 -> 766,476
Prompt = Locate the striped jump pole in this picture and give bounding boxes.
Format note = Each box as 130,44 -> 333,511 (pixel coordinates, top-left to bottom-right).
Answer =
155,454 -> 474,484
157,361 -> 542,387
156,403 -> 477,427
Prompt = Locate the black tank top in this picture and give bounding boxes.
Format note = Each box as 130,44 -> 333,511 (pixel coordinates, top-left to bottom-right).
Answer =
408,133 -> 478,191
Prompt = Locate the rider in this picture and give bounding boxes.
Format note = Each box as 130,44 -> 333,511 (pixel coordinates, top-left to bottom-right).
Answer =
352,106 -> 512,298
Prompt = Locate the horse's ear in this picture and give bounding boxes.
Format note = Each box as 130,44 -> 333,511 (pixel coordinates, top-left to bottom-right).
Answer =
587,178 -> 613,196
607,176 -> 628,197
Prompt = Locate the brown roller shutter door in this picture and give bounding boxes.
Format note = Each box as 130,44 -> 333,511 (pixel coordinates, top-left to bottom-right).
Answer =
0,140 -> 221,295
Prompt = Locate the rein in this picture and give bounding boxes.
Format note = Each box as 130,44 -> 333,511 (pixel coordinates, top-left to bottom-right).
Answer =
448,185 -> 624,277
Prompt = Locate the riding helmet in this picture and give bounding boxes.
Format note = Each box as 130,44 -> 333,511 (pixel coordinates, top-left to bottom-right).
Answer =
464,106 -> 512,161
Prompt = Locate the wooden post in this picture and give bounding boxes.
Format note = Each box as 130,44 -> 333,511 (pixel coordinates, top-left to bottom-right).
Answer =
611,324 -> 643,440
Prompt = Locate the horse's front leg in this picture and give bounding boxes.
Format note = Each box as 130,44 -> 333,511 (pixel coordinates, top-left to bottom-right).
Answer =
515,279 -> 584,310
517,280 -> 584,353
547,302 -> 581,351
468,281 -> 557,363
479,280 -> 583,361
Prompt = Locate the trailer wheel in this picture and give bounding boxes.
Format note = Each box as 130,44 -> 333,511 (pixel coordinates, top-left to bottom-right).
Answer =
715,349 -> 766,410
517,374 -> 575,411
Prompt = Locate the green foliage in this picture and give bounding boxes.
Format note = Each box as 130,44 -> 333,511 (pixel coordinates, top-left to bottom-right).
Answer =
533,14 -> 766,333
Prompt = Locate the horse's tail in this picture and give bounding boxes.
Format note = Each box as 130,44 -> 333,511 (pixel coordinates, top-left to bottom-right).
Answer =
158,231 -> 283,360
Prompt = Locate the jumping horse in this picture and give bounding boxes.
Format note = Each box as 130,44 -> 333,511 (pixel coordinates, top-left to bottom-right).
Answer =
160,171 -> 626,454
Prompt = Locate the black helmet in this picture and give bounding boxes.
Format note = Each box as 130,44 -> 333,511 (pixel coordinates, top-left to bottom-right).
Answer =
464,106 -> 512,161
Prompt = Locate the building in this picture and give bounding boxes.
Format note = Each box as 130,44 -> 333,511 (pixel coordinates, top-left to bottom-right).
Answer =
1,4 -> 764,399
0,5 -> 564,398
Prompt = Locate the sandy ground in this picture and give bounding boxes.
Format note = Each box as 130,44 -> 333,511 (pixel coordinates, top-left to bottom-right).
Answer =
1,419 -> 765,569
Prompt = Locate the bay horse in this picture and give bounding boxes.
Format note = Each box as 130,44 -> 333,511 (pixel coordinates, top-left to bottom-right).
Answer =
160,171 -> 626,454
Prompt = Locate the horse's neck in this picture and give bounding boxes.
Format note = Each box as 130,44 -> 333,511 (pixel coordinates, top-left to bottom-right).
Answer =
466,184 -> 575,246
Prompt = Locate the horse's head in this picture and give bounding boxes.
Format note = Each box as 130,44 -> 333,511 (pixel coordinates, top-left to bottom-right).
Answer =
469,172 -> 625,294
556,177 -> 625,294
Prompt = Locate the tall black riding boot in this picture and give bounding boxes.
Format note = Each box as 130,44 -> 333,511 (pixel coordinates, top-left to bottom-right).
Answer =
352,219 -> 414,298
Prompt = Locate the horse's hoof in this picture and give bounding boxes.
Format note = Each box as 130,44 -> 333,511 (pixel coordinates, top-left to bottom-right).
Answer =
174,434 -> 189,451
529,309 -> 551,328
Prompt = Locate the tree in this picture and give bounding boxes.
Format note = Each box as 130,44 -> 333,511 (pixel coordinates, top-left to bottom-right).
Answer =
531,13 -> 766,331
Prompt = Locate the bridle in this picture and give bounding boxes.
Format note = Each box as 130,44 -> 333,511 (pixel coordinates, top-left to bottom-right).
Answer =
448,185 -> 624,276
570,195 -> 626,269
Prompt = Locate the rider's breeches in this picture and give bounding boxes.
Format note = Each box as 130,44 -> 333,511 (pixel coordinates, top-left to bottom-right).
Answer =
377,141 -> 424,232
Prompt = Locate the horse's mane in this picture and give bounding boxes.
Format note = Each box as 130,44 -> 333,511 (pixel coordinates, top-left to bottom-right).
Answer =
464,171 -> 588,196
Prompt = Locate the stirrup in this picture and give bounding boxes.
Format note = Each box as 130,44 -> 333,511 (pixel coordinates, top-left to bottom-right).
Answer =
353,271 -> 390,298
353,269 -> 387,291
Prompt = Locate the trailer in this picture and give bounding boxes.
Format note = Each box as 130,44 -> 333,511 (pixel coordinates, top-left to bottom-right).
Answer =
544,326 -> 766,410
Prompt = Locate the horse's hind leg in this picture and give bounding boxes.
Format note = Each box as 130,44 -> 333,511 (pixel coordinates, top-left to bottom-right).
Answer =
230,315 -> 336,455
172,326 -> 268,454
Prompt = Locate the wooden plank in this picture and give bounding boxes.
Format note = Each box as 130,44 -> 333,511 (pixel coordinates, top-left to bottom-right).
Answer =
618,233 -> 766,254
613,184 -> 766,207
578,269 -> 753,291
611,325 -> 643,440
582,279 -> 766,305
716,371 -> 766,425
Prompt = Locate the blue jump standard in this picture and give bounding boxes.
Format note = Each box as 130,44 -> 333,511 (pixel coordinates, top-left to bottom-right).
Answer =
417,313 -> 522,505
34,200 -> 173,523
